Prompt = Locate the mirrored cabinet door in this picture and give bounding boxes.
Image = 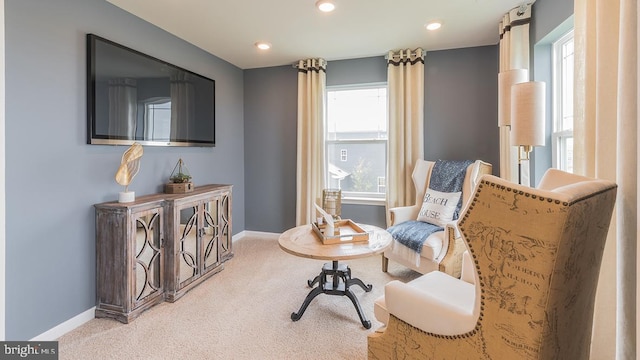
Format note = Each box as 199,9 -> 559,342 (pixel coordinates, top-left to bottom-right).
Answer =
203,198 -> 220,271
178,205 -> 199,286
220,192 -> 232,260
95,199 -> 166,323
134,210 -> 163,306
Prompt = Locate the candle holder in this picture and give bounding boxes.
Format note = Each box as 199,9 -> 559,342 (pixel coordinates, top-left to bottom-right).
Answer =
322,189 -> 341,220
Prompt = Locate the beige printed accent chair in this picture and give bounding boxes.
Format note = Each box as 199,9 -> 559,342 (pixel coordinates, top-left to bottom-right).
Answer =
383,159 -> 492,277
369,169 -> 617,360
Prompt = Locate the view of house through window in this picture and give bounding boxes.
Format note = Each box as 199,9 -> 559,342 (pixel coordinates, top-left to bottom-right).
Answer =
325,85 -> 387,202
552,30 -> 574,173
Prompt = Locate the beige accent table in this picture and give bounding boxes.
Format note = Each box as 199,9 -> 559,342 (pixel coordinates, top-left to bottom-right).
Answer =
279,224 -> 392,328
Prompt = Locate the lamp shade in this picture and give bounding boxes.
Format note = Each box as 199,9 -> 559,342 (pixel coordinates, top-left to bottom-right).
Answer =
498,69 -> 528,127
510,81 -> 546,147
498,69 -> 529,126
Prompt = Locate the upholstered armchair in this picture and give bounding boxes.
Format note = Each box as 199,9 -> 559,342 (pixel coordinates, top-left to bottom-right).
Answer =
369,169 -> 617,360
383,159 -> 492,277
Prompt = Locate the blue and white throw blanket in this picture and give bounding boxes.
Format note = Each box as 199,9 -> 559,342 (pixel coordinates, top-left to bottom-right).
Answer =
387,159 -> 474,254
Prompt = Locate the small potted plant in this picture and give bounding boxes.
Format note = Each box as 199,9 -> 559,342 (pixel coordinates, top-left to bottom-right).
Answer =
165,158 -> 194,193
170,172 -> 191,184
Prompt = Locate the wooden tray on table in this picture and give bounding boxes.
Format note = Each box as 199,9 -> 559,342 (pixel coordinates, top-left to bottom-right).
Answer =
311,219 -> 370,245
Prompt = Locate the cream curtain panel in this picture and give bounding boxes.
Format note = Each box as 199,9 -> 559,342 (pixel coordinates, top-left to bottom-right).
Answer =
170,72 -> 195,141
573,0 -> 638,359
108,78 -> 137,138
295,58 -> 327,226
498,5 -> 531,183
386,49 -> 424,226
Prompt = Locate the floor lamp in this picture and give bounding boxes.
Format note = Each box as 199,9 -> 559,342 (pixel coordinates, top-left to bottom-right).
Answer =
498,69 -> 528,183
510,81 -> 546,186
498,69 -> 528,127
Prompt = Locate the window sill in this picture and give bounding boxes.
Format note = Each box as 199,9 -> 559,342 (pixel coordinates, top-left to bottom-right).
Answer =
341,197 -> 386,206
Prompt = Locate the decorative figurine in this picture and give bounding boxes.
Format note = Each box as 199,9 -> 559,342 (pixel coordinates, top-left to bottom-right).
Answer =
115,142 -> 143,203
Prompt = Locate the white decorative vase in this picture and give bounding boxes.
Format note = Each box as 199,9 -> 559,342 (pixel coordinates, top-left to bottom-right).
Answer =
119,191 -> 135,203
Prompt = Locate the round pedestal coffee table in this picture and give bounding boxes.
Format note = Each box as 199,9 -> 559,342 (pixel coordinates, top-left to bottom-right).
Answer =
278,223 -> 392,329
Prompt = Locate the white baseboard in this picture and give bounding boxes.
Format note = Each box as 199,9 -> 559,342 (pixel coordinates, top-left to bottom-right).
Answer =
30,307 -> 95,341
232,231 -> 245,241
240,230 -> 281,239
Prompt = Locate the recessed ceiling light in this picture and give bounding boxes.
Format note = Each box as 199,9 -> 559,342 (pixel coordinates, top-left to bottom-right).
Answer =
255,42 -> 272,50
425,21 -> 442,31
316,0 -> 335,12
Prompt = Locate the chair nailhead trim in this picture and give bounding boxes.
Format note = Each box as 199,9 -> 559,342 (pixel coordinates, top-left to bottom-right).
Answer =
394,315 -> 477,339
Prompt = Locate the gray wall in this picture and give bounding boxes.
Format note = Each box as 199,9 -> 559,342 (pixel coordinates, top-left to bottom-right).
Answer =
327,56 -> 387,86
5,0 -> 245,340
424,46 -> 499,169
243,65 -> 297,233
532,0 -> 574,44
530,0 -> 574,184
244,49 -> 499,231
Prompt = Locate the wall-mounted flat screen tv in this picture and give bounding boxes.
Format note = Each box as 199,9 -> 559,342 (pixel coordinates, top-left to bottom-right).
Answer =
87,34 -> 215,147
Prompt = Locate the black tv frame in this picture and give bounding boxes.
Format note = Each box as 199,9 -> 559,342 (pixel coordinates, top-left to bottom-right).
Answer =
86,34 -> 216,147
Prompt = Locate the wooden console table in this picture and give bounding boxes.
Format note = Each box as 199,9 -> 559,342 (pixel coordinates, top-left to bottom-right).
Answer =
94,184 -> 233,323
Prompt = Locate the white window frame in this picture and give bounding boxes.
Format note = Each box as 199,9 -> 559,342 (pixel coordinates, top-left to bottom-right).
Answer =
377,176 -> 386,194
325,83 -> 388,205
340,149 -> 347,162
551,30 -> 574,172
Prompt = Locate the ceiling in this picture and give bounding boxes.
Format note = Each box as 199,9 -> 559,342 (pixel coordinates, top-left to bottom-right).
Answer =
106,0 -> 526,70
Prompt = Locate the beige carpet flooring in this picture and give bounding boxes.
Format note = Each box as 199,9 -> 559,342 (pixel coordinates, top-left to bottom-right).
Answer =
58,234 -> 419,360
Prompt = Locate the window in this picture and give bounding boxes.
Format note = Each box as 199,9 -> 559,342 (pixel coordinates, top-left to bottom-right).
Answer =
552,30 -> 574,172
340,149 -> 348,162
325,84 -> 387,203
143,98 -> 172,141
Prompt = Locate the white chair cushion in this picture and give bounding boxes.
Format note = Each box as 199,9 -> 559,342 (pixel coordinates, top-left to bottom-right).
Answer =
373,294 -> 389,325
421,231 -> 444,261
385,230 -> 445,269
377,272 -> 477,335
460,250 -> 476,285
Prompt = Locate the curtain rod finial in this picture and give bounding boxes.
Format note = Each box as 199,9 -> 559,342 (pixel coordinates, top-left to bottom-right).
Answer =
516,3 -> 533,16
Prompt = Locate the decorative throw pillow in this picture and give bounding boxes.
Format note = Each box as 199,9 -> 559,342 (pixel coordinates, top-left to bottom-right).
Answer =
416,189 -> 462,227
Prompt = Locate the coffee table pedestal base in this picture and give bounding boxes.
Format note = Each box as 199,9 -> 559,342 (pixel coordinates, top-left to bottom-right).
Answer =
290,260 -> 373,329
